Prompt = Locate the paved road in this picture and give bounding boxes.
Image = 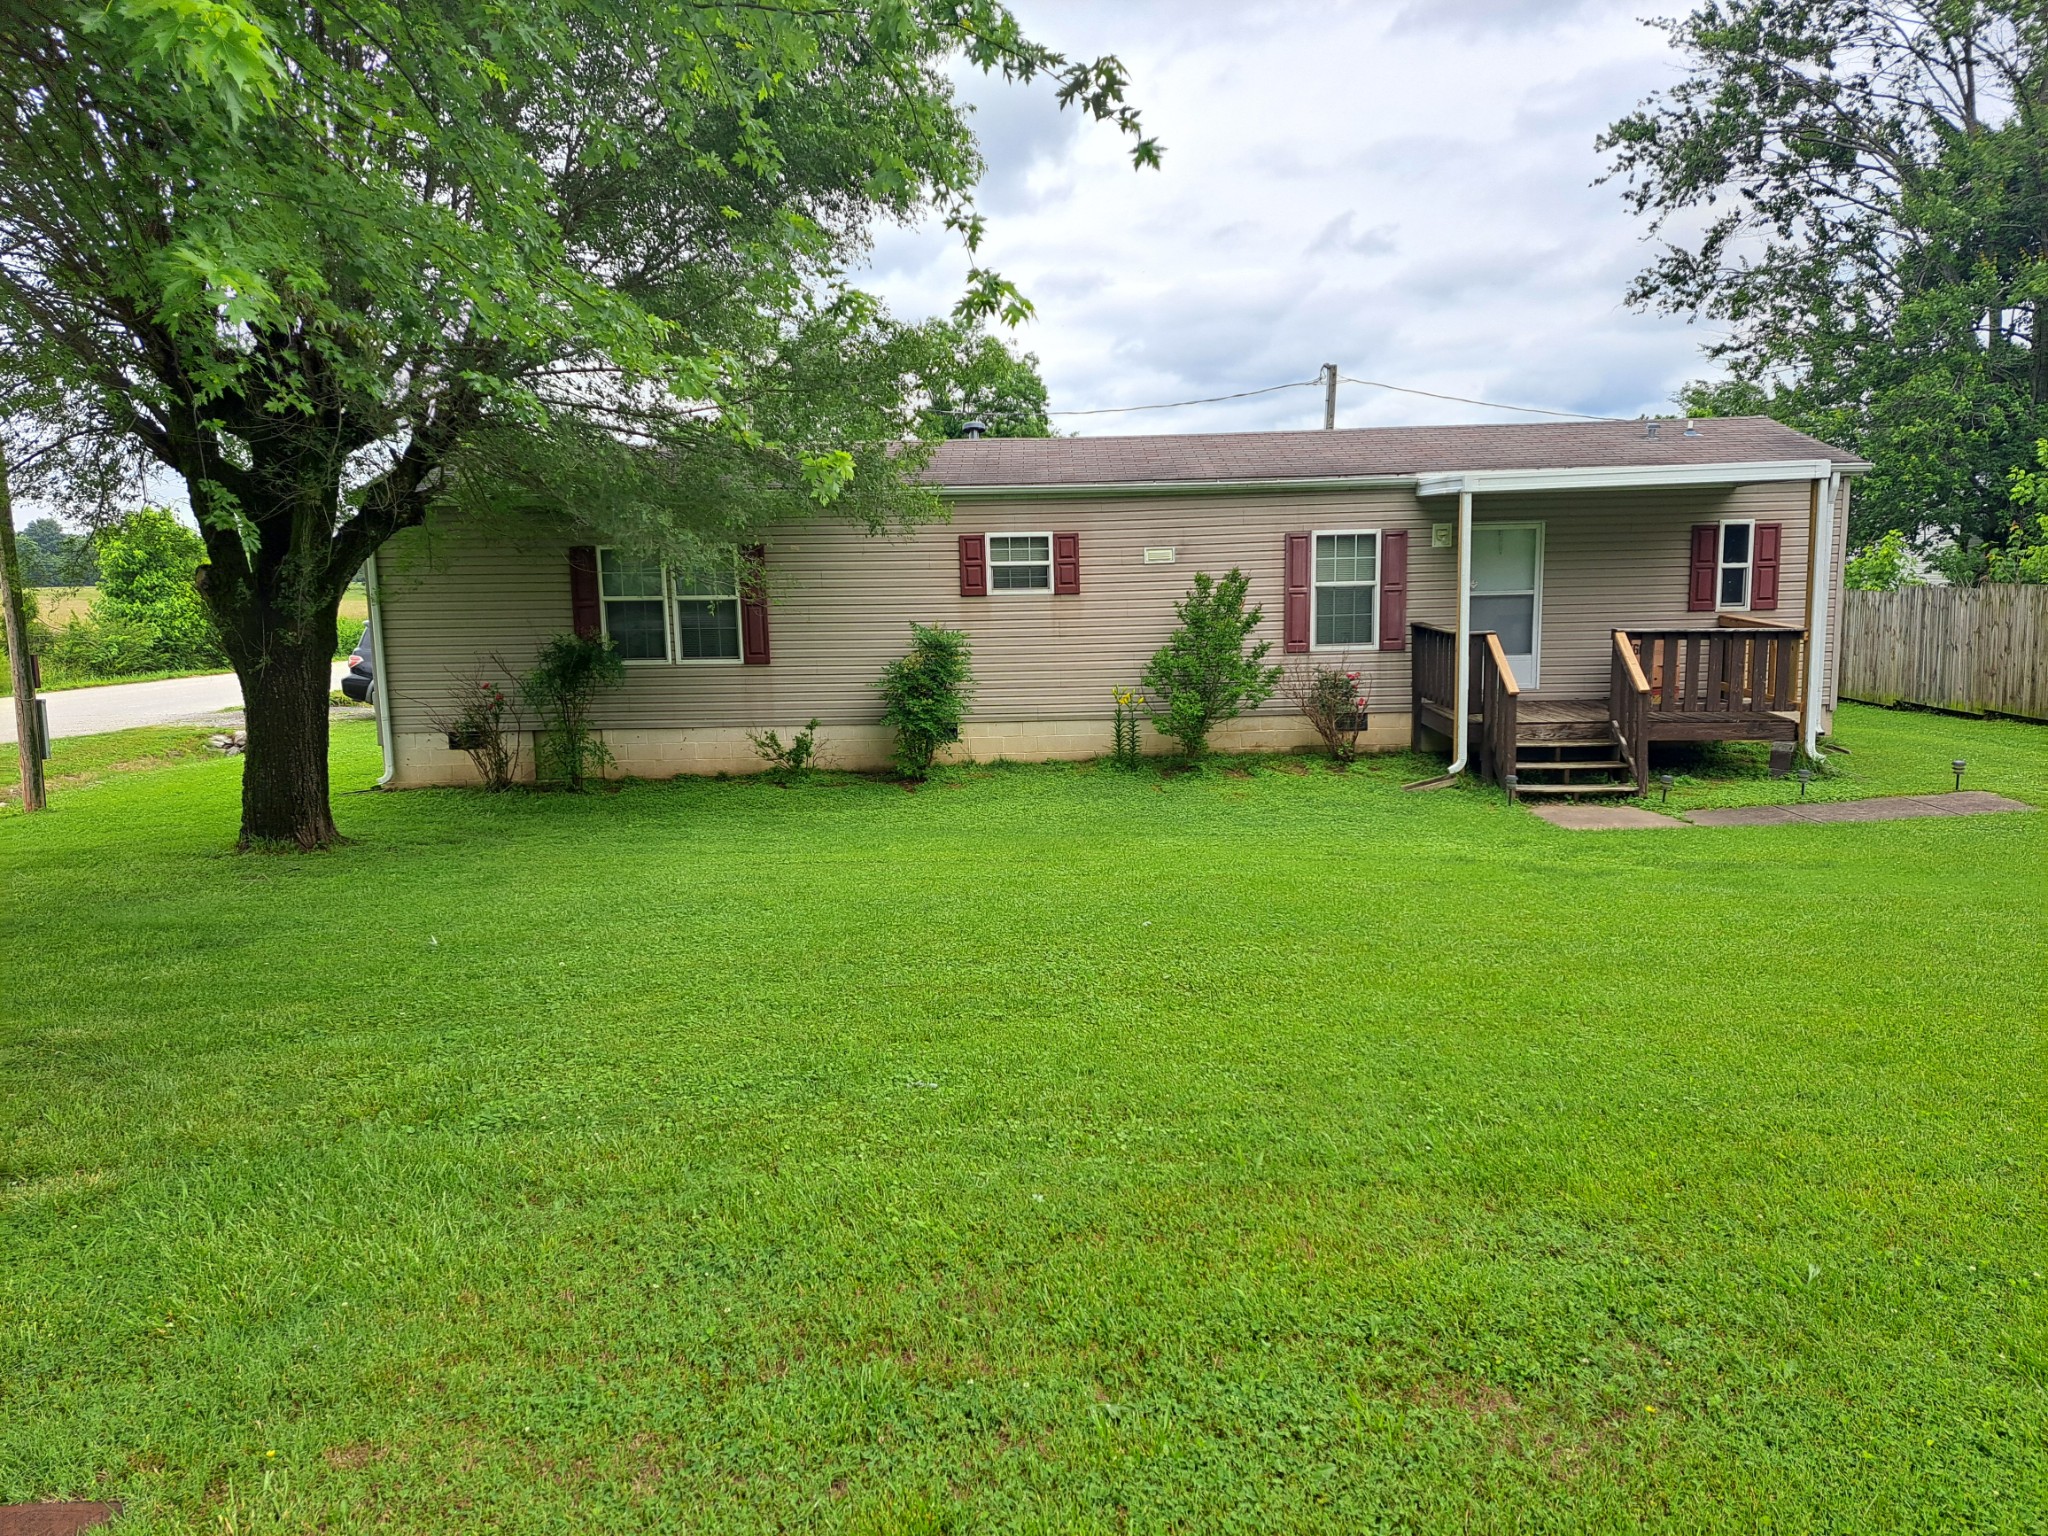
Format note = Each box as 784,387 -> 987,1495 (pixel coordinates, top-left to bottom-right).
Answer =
1,663 -> 354,745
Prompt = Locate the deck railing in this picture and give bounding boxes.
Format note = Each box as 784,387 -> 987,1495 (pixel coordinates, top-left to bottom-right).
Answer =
1412,622 -> 1520,783
1611,630 -> 1652,792
1476,632 -> 1519,786
1627,625 -> 1805,716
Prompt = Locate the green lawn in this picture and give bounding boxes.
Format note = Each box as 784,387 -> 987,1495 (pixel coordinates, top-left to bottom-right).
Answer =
2,708 -> 2043,1532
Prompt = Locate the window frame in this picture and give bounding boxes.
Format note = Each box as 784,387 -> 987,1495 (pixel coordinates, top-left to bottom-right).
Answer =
594,547 -> 745,665
669,555 -> 744,665
596,547 -> 674,666
1310,528 -> 1383,652
1716,518 -> 1756,612
985,531 -> 1055,596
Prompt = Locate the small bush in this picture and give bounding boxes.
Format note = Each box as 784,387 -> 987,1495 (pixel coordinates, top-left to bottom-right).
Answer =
749,718 -> 822,779
878,623 -> 972,780
1281,662 -> 1369,763
521,635 -> 625,791
335,617 -> 368,660
1141,569 -> 1280,758
433,674 -> 520,791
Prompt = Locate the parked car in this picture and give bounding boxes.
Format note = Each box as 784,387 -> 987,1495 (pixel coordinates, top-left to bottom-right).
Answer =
341,621 -> 375,704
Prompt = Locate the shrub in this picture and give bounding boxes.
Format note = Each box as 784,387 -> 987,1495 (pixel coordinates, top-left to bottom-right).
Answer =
521,634 -> 625,790
1281,662 -> 1369,763
1141,569 -> 1280,758
748,718 -> 822,779
433,674 -> 520,791
1985,513 -> 2048,585
91,508 -> 224,670
335,616 -> 368,660
878,623 -> 972,780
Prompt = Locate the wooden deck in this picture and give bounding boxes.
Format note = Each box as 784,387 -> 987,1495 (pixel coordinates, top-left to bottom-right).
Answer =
1410,621 -> 1808,795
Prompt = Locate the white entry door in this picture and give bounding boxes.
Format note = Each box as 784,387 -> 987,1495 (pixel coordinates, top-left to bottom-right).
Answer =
1470,522 -> 1543,689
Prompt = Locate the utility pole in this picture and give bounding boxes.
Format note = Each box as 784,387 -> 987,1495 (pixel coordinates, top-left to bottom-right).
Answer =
1322,363 -> 1338,429
0,439 -> 46,811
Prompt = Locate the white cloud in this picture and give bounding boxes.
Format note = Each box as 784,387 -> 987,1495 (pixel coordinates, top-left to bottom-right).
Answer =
861,0 -> 1711,435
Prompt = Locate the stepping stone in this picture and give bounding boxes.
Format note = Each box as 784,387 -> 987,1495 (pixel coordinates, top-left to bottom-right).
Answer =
1526,804 -> 1687,830
0,1504 -> 123,1535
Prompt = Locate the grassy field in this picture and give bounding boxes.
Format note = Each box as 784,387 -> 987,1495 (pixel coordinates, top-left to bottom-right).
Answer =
1,708 -> 2042,1532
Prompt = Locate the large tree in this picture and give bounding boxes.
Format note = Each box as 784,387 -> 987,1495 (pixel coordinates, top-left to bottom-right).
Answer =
1601,1 -> 2048,551
0,1 -> 1153,847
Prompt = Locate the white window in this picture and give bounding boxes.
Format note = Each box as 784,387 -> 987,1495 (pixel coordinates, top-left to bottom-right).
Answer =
598,549 -> 669,662
1313,530 -> 1379,648
987,533 -> 1052,592
597,548 -> 741,663
1718,519 -> 1754,610
673,559 -> 741,661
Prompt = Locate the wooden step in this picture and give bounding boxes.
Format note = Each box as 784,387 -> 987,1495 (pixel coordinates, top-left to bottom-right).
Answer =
1515,758 -> 1629,774
1510,781 -> 1639,797
1515,722 -> 1615,744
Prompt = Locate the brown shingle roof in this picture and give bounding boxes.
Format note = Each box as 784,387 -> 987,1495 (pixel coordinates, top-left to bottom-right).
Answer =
925,417 -> 1858,488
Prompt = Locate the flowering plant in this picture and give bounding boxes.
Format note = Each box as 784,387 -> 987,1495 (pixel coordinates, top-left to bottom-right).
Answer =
1281,662 -> 1370,764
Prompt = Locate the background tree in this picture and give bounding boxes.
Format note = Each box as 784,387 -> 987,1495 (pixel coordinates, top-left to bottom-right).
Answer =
0,0 -> 1154,847
917,324 -> 1056,437
17,518 -> 99,587
1603,2 -> 2048,553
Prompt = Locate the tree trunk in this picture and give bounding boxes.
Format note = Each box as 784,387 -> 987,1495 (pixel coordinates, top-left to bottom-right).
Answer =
224,607 -> 342,850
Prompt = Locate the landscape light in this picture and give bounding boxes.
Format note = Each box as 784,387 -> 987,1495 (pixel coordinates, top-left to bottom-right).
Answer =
1658,773 -> 1674,804
1797,769 -> 1813,800
1504,773 -> 1519,803
1952,759 -> 1967,791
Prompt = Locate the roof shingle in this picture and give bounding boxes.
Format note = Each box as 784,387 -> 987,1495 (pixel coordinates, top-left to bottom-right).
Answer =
925,417 -> 1857,488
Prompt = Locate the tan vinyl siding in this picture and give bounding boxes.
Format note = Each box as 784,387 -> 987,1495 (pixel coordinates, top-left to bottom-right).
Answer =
374,474 -> 1841,778
1464,479 -> 1819,698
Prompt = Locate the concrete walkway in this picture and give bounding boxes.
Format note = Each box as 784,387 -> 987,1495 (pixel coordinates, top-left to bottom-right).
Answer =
1529,790 -> 2034,831
1,663 -> 352,745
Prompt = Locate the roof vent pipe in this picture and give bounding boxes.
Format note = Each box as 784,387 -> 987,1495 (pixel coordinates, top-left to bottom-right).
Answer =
1684,420 -> 1702,437
960,420 -> 987,440
1644,421 -> 1661,439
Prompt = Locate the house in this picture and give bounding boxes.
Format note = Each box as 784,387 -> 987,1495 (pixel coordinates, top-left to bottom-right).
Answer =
364,416 -> 1867,791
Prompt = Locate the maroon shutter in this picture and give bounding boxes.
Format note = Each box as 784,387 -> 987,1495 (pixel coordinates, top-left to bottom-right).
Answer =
1053,532 -> 1080,595
1378,529 -> 1408,651
569,546 -> 601,639
740,544 -> 770,664
958,534 -> 987,597
1751,522 -> 1782,610
1284,532 -> 1311,653
1688,524 -> 1718,612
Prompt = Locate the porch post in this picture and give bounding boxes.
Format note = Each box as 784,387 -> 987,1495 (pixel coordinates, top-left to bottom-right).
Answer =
1801,471 -> 1838,756
1448,488 -> 1474,775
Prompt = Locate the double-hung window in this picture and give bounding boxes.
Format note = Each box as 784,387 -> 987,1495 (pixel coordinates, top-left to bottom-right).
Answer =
988,533 -> 1052,592
597,548 -> 742,663
673,560 -> 741,660
1313,531 -> 1379,647
1717,519 -> 1754,609
599,551 -> 670,661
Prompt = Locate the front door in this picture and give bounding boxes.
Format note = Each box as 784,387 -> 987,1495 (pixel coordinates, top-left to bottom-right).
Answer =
1470,522 -> 1543,689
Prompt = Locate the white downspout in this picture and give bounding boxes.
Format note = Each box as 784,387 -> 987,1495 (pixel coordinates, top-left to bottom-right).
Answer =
1802,471 -> 1839,758
1446,488 -> 1475,775
366,547 -> 396,787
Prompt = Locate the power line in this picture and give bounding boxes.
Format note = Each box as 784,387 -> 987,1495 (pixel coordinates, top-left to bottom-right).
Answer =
1338,377 -> 1629,422
1045,378 -> 1322,417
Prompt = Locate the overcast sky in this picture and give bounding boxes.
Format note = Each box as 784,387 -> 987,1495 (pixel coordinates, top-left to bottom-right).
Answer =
863,0 -> 1716,436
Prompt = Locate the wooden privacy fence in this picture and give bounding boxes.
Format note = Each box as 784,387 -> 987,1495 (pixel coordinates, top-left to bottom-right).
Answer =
1841,585 -> 2048,722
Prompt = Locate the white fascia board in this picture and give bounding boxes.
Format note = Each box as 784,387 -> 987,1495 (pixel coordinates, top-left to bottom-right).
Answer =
937,475 -> 1418,502
1414,459 -> 1865,497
